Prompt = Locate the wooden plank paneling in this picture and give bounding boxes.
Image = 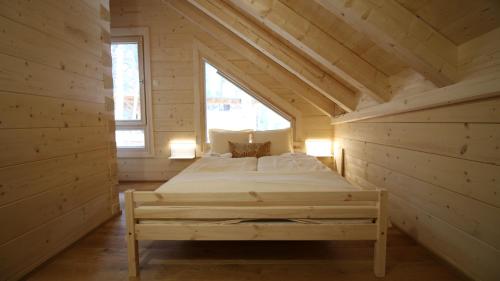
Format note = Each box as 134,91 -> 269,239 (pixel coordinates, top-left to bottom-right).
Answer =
334,97 -> 500,281
343,153 -> 500,250
0,0 -> 102,57
153,90 -> 194,105
332,73 -> 500,124
229,0 -> 391,102
337,138 -> 500,208
395,0 -> 500,45
459,27 -> 500,80
316,0 -> 458,87
0,193 -> 111,281
0,172 -> 111,245
390,194 -> 500,281
0,127 -> 109,168
359,96 -> 500,123
0,53 -> 104,104
0,92 -> 105,129
0,16 -> 103,80
152,75 -> 194,91
282,0 -> 407,77
0,1 -> 116,279
153,104 -> 195,132
0,149 -> 109,206
336,122 -> 500,165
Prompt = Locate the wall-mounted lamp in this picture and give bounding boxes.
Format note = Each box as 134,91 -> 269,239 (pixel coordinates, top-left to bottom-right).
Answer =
305,139 -> 333,157
169,140 -> 196,159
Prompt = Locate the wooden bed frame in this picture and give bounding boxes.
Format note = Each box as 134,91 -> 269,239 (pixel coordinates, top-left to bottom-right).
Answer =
124,153 -> 388,277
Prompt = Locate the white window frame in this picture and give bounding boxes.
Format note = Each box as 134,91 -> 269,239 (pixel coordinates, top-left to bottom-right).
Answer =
201,59 -> 293,143
111,27 -> 154,158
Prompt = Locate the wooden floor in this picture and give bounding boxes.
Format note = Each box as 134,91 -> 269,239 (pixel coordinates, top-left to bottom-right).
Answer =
23,182 -> 469,281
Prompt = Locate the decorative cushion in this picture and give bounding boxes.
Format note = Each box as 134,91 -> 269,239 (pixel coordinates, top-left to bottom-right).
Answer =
252,128 -> 292,155
208,129 -> 251,154
228,141 -> 271,158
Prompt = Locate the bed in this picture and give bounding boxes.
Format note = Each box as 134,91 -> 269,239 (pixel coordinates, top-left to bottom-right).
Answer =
124,151 -> 388,277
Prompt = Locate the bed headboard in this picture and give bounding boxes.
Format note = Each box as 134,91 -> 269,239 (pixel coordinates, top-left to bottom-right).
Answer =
339,148 -> 345,177
334,147 -> 345,178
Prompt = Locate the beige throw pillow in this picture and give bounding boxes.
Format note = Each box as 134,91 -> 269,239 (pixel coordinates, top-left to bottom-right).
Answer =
228,141 -> 271,158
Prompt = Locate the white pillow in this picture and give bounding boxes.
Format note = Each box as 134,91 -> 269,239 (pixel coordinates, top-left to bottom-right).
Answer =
208,129 -> 251,154
280,152 -> 307,157
252,128 -> 293,155
202,152 -> 233,158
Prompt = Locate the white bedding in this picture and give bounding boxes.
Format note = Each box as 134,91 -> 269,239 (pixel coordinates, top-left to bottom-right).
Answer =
179,157 -> 257,174
156,155 -> 356,194
257,154 -> 330,172
156,170 -> 357,193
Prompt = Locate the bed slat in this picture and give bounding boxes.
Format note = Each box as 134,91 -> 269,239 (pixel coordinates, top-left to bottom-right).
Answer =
134,205 -> 378,219
134,223 -> 378,241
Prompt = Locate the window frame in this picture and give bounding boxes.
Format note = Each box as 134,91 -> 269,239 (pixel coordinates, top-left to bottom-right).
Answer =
111,27 -> 154,158
201,59 -> 294,146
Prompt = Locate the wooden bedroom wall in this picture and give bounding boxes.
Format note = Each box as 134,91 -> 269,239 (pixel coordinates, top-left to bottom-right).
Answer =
334,99 -> 500,281
110,0 -> 333,181
333,29 -> 500,281
0,0 -> 118,280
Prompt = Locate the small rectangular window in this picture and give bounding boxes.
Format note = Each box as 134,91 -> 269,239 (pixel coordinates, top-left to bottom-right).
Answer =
112,41 -> 143,122
111,36 -> 147,150
115,130 -> 145,148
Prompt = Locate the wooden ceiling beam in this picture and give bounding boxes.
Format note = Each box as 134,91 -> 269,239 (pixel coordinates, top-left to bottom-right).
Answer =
228,0 -> 391,103
315,0 -> 458,87
165,0 -> 338,116
331,72 -> 500,124
177,0 -> 358,112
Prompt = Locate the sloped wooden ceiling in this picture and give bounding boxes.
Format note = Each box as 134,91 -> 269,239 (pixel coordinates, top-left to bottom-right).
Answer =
168,0 -> 500,120
166,0 -> 340,117
173,0 -> 360,112
226,0 -> 393,102
396,0 -> 500,45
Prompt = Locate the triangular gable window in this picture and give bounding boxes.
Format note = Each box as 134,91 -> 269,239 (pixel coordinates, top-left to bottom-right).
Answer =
204,62 -> 291,140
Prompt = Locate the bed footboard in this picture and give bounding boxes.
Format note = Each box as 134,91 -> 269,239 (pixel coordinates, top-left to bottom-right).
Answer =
124,189 -> 388,277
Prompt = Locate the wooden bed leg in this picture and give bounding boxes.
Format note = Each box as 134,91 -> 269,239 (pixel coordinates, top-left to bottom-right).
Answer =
374,190 -> 388,277
125,190 -> 139,277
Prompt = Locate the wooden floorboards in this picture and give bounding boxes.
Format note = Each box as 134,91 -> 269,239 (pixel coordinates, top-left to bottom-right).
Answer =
22,182 -> 469,281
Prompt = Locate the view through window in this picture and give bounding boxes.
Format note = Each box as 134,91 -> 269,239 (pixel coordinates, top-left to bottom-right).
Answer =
204,62 -> 290,140
111,37 -> 146,149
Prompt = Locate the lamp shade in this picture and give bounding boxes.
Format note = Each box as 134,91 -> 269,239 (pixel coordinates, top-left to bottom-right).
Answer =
305,139 -> 332,157
169,140 -> 196,159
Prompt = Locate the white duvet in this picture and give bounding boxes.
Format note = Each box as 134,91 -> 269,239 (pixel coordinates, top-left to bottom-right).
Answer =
156,170 -> 357,193
257,154 -> 330,172
156,155 -> 356,194
179,157 -> 257,174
